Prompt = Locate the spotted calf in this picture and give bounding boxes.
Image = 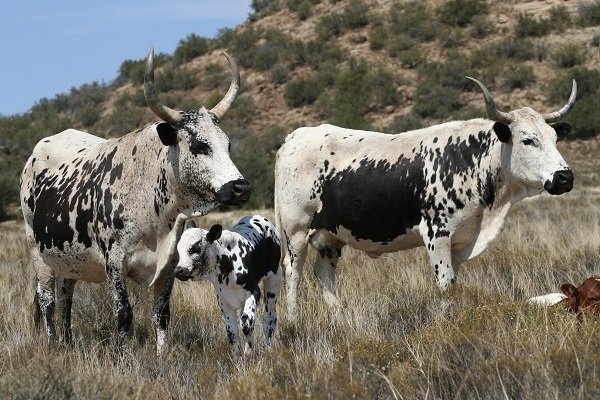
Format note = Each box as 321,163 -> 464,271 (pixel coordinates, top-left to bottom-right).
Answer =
175,215 -> 281,354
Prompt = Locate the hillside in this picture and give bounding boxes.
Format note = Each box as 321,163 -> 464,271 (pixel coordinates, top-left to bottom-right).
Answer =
1,0 -> 599,219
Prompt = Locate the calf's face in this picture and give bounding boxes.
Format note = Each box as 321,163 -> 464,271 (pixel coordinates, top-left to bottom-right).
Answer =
174,225 -> 223,281
560,276 -> 600,314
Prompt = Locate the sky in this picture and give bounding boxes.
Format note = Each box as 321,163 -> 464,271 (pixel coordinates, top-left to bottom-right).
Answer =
0,0 -> 252,116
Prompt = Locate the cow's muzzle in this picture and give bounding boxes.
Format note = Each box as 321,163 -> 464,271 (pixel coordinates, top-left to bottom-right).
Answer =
174,266 -> 192,281
215,179 -> 251,205
544,169 -> 574,195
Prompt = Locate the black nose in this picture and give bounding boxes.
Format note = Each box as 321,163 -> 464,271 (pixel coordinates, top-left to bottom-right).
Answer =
215,179 -> 251,205
544,169 -> 574,195
174,266 -> 192,281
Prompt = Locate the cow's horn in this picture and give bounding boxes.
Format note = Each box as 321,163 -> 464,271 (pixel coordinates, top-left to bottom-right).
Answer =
144,47 -> 182,125
209,52 -> 240,122
466,76 -> 513,125
542,79 -> 577,123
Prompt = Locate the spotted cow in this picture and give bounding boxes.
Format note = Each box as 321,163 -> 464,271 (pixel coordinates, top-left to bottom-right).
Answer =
275,77 -> 577,317
174,215 -> 281,354
20,48 -> 250,353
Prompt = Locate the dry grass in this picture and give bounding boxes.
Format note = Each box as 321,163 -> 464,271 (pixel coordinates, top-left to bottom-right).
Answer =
2,143 -> 600,398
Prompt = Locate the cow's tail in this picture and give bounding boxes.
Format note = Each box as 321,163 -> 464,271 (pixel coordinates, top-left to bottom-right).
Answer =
273,171 -> 288,269
33,290 -> 41,332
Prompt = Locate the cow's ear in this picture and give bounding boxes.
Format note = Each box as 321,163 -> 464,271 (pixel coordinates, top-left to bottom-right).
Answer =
551,122 -> 571,141
207,224 -> 222,243
157,122 -> 177,146
560,283 -> 578,298
492,122 -> 511,143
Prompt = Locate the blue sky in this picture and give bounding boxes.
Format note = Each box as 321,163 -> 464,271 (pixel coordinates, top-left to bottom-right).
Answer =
0,0 -> 252,116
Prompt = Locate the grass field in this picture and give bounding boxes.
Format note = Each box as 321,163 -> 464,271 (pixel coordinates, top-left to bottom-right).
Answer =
2,140 -> 600,399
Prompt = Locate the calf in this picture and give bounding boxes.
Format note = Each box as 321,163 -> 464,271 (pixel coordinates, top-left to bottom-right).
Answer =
175,215 -> 281,354
528,275 -> 600,315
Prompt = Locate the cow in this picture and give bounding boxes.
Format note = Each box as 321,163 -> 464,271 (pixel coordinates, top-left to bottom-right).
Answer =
20,48 -> 250,353
529,275 -> 600,315
174,215 -> 281,354
274,77 -> 577,318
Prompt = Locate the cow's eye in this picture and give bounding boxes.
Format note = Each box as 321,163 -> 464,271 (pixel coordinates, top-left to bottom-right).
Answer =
522,138 -> 535,146
190,139 -> 211,155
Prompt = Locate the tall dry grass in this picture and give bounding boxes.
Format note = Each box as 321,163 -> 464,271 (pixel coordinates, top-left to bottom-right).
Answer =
2,143 -> 600,398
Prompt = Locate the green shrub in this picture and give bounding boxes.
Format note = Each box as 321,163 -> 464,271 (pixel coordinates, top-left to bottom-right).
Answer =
315,12 -> 346,38
592,34 -> 600,46
548,5 -> 572,32
301,40 -> 344,69
553,44 -> 587,68
578,0 -> 600,27
395,48 -> 424,69
230,125 -> 287,209
251,0 -> 276,14
470,15 -> 490,38
439,28 -> 464,48
117,52 -> 170,84
284,76 -> 323,107
494,39 -> 535,61
156,67 -> 198,92
413,81 -> 463,119
368,25 -> 387,50
328,60 -> 372,129
343,0 -> 370,29
369,68 -> 400,107
515,13 -> 552,38
437,0 -> 488,27
389,2 -> 439,41
173,34 -> 210,65
270,64 -> 290,84
504,65 -> 535,89
386,113 -> 425,133
545,67 -> 600,138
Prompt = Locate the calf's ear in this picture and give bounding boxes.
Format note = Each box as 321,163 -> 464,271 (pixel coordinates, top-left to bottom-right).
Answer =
560,283 -> 578,298
207,224 -> 222,243
157,122 -> 177,146
551,122 -> 571,141
492,122 -> 511,143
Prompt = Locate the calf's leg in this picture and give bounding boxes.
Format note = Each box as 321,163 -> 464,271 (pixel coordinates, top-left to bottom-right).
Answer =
217,295 -> 240,355
57,277 -> 77,345
240,288 -> 260,354
262,269 -> 282,348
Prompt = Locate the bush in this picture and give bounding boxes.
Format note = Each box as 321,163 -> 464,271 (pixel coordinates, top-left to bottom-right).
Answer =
494,39 -> 535,61
389,2 -> 439,41
545,67 -> 600,138
117,52 -> 170,85
270,64 -> 290,85
315,12 -> 346,38
301,40 -> 344,69
156,67 -> 198,92
327,60 -> 372,129
515,13 -> 552,37
369,68 -> 400,107
548,5 -> 572,32
173,34 -> 210,65
578,0 -> 600,27
553,44 -> 587,68
343,0 -> 370,29
470,15 -> 491,38
230,125 -> 287,209
284,76 -> 323,107
368,25 -> 387,50
386,112 -> 425,133
437,0 -> 488,27
504,65 -> 535,89
413,81 -> 463,119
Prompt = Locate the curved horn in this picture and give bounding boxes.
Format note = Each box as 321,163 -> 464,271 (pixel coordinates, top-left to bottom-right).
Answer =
466,76 -> 513,125
209,52 -> 240,121
542,79 -> 577,123
144,47 -> 182,125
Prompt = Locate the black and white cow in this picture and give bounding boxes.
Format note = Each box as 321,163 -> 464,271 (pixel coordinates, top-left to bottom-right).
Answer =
274,77 -> 577,316
20,48 -> 250,353
174,215 -> 281,354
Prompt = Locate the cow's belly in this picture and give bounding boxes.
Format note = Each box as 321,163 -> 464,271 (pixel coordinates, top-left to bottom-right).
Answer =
34,239 -> 158,286
37,244 -> 108,283
310,224 -> 424,257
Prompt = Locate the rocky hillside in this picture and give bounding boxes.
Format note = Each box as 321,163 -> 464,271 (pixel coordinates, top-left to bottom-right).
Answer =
1,0 -> 599,218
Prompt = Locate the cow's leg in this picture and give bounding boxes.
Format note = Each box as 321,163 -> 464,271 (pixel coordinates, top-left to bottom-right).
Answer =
217,294 -> 240,355
282,231 -> 308,321
152,268 -> 175,356
423,235 -> 456,290
106,264 -> 133,348
313,245 -> 344,308
262,270 -> 282,348
57,277 -> 77,345
240,287 -> 260,354
34,262 -> 57,341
